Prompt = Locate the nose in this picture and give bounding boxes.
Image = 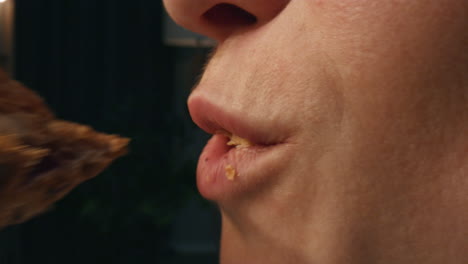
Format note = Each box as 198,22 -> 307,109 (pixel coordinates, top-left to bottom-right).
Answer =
163,0 -> 290,42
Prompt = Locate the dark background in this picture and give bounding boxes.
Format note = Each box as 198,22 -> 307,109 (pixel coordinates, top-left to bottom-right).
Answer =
0,0 -> 220,263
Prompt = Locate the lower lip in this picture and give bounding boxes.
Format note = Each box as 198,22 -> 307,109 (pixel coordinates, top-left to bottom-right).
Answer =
196,134 -> 291,201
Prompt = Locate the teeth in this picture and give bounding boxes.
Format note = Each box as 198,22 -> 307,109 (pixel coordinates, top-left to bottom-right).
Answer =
225,164 -> 236,181
227,134 -> 252,148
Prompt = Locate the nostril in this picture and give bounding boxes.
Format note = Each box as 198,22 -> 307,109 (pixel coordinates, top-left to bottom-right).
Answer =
203,3 -> 257,28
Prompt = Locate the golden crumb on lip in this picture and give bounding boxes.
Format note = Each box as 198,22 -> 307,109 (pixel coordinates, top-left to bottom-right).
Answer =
227,134 -> 252,148
225,164 -> 236,181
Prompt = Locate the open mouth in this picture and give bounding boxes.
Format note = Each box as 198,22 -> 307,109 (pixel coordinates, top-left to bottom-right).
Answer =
188,93 -> 295,201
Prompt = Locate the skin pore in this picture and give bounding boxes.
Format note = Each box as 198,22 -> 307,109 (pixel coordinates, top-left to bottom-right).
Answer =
164,0 -> 468,263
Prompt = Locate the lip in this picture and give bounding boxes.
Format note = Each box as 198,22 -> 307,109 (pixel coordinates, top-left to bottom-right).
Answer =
188,94 -> 295,201
188,93 -> 284,146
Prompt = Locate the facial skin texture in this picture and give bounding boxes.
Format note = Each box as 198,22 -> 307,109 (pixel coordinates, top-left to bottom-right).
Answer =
164,1 -> 468,263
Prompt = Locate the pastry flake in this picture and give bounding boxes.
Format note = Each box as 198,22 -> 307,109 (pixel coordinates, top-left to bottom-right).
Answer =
225,164 -> 236,181
227,134 -> 252,148
0,69 -> 129,228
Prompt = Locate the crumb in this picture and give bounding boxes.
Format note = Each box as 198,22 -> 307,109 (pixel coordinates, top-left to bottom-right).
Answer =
227,134 -> 251,148
225,164 -> 236,181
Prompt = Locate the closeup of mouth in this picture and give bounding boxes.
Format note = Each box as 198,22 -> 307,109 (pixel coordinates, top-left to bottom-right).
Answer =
188,94 -> 294,201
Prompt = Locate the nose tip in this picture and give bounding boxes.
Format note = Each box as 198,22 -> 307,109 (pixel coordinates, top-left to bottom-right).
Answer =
163,0 -> 290,42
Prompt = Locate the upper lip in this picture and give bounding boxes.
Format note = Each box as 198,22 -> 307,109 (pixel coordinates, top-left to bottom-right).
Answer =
188,93 -> 283,146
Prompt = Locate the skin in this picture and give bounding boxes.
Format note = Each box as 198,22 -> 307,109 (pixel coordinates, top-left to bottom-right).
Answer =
164,0 -> 468,263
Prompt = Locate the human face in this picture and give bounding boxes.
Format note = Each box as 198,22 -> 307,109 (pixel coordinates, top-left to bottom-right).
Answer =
164,1 -> 468,263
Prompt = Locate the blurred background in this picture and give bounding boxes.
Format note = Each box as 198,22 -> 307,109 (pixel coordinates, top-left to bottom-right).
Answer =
0,0 -> 220,263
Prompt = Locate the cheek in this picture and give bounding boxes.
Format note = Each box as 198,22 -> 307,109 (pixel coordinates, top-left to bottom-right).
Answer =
308,0 -> 467,116
315,0 -> 467,75
303,0 -> 468,169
